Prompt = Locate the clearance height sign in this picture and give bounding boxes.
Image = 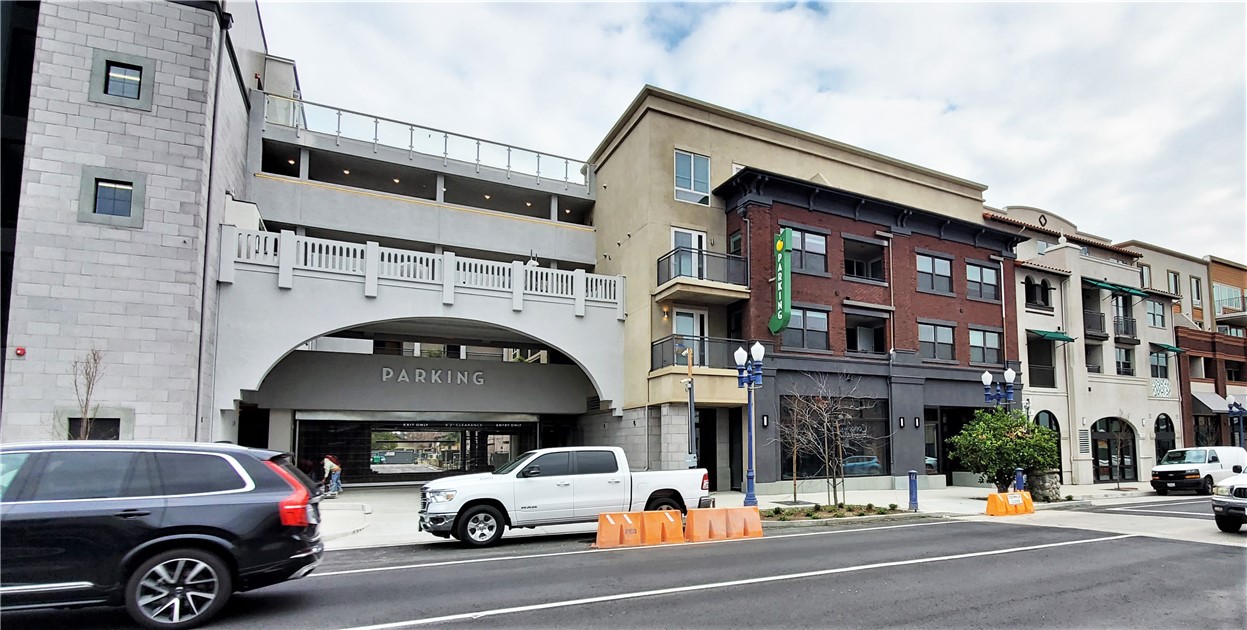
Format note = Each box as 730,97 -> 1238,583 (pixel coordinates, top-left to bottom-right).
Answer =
768,227 -> 793,334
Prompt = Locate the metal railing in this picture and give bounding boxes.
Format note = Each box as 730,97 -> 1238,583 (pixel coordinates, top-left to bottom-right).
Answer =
1029,365 -> 1057,388
1087,364 -> 1102,374
656,247 -> 748,286
263,94 -> 591,188
650,335 -> 772,371
1114,316 -> 1137,339
1214,296 -> 1244,313
1084,310 -> 1106,335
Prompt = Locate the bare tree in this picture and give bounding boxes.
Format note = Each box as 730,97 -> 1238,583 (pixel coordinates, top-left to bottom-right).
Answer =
1108,412 -> 1138,491
71,347 -> 105,440
775,373 -> 881,505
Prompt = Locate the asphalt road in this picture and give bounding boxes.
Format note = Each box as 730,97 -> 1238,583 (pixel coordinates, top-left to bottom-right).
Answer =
1091,498 -> 1215,521
5,519 -> 1244,630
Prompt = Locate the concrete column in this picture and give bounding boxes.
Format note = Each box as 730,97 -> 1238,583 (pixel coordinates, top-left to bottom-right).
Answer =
442,251 -> 456,305
269,410 -> 294,452
219,225 -> 237,284
364,241 -> 379,298
549,194 -> 558,222
436,174 -> 445,203
574,269 -> 586,317
299,148 -> 310,179
278,230 -> 295,289
616,275 -> 627,321
511,261 -> 524,311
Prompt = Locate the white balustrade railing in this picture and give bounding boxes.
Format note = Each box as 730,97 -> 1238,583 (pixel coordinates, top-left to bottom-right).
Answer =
223,228 -> 623,319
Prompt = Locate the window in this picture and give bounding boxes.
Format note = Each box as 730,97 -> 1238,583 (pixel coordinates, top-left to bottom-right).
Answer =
728,232 -> 742,256
1139,264 -> 1151,289
791,230 -> 827,273
155,453 -> 247,495
969,329 -> 1001,364
1228,361 -> 1244,382
843,238 -> 885,281
966,263 -> 999,300
527,452 -> 570,476
0,453 -> 31,502
1167,271 -> 1180,295
1036,241 -> 1051,255
104,61 -> 142,99
1191,277 -> 1203,307
574,451 -> 618,475
780,398 -> 890,480
1218,325 -> 1246,338
1024,276 -> 1052,307
67,417 -> 120,440
93,180 -> 133,217
1146,300 -> 1166,328
782,308 -> 829,350
78,166 -> 146,228
674,150 -> 709,205
845,313 -> 887,354
1115,347 -> 1134,376
1149,351 -> 1169,379
1027,337 -> 1056,388
28,451 -> 151,501
1086,345 -> 1102,373
1213,283 -> 1243,311
917,254 -> 952,293
919,323 -> 955,360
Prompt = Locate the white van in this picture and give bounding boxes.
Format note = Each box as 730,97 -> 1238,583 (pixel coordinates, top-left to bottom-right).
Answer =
1150,446 -> 1247,495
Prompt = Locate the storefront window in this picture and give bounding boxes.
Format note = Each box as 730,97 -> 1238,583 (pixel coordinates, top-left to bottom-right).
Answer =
778,398 -> 890,479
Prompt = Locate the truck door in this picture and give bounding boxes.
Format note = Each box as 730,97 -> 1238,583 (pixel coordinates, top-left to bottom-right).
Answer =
572,450 -> 629,518
513,452 -> 573,524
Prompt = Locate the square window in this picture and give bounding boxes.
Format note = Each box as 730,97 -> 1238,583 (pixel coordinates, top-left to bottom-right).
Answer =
919,323 -> 955,360
1115,347 -> 1135,376
791,230 -> 827,273
1149,352 -> 1169,379
844,239 -> 886,282
783,308 -> 829,350
967,263 -> 999,300
104,61 -> 142,99
970,330 -> 1001,364
674,150 -> 710,205
94,180 -> 133,217
918,254 -> 953,293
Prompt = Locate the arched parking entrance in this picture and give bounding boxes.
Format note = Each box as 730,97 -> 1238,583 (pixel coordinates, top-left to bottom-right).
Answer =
1091,417 -> 1137,483
1154,415 -> 1176,460
1035,410 -> 1061,481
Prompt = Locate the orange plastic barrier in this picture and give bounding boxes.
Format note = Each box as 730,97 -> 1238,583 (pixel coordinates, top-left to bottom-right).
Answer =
595,511 -> 642,548
684,507 -> 729,542
640,510 -> 685,545
986,491 -> 1035,516
725,506 -> 764,539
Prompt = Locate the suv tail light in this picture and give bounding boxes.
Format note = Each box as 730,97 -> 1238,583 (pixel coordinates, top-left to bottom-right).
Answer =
265,460 -> 312,527
701,472 -> 709,491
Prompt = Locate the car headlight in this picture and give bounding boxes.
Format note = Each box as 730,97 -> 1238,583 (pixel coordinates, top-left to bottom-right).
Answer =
428,489 -> 457,503
1213,486 -> 1231,496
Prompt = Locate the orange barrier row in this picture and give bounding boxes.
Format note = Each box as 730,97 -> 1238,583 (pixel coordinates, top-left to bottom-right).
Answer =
595,506 -> 764,548
985,491 -> 1035,516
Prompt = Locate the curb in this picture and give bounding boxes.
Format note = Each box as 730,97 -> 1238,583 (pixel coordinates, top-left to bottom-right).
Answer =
319,501 -> 373,515
761,511 -> 952,529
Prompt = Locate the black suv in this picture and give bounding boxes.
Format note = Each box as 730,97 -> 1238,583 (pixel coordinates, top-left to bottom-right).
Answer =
0,442 -> 323,629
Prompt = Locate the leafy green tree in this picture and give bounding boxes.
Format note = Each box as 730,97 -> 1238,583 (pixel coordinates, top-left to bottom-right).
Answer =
947,407 -> 1059,492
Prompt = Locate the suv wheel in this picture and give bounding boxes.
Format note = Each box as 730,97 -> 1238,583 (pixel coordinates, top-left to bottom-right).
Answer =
456,505 -> 505,547
1214,515 -> 1243,533
125,548 -> 233,630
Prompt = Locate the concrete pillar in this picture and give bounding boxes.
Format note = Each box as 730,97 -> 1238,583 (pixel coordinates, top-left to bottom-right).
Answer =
269,410 -> 294,452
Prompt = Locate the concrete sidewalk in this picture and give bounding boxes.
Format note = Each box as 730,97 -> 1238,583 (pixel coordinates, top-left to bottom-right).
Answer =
317,481 -> 1166,550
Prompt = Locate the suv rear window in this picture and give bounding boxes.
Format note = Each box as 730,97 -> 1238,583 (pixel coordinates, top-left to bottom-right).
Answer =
155,452 -> 247,495
28,451 -> 151,501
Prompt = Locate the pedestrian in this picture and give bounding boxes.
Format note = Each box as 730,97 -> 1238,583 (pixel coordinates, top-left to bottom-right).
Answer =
322,454 -> 342,498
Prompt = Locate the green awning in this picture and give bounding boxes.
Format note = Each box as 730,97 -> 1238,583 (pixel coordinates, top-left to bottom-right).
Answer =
1151,342 -> 1185,354
1083,279 -> 1119,292
1083,278 -> 1147,298
1028,329 -> 1076,342
1116,285 -> 1149,298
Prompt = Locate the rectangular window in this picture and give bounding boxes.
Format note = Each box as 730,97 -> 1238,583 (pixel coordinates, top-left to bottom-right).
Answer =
29,451 -> 145,501
1167,271 -> 1180,295
1139,264 -> 1151,289
780,398 -> 890,479
966,263 -> 1000,300
969,330 -> 1002,364
791,230 -> 827,273
1218,325 -> 1246,338
674,150 -> 710,205
782,308 -> 829,350
1228,361 -> 1244,382
1191,277 -> 1203,307
843,239 -> 885,281
574,451 -> 619,475
104,61 -> 142,99
728,232 -> 742,256
94,180 -> 133,217
845,313 -> 887,354
1150,351 -> 1169,379
1146,300 -> 1166,328
1115,347 -> 1134,376
919,323 -> 955,360
917,254 -> 953,293
67,417 -> 121,440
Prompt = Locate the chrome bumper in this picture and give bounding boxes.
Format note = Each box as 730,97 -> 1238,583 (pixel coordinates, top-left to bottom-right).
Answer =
418,511 -> 455,533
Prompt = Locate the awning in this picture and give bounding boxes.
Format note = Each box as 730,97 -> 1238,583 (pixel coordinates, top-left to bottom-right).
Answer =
1028,329 -> 1076,342
1151,342 -> 1185,354
1083,279 -> 1119,292
1082,278 -> 1148,298
1117,285 -> 1149,298
1192,391 -> 1229,415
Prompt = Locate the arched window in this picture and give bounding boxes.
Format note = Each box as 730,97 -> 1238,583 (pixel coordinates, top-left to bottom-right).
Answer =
1038,279 -> 1052,307
1024,276 -> 1039,306
1091,418 -> 1137,483
1035,411 -> 1061,480
1154,414 -> 1176,460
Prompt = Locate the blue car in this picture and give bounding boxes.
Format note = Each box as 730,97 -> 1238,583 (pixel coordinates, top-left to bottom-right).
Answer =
843,456 -> 883,476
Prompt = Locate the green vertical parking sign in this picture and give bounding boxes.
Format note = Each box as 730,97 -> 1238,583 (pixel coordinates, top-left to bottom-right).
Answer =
768,227 -> 793,334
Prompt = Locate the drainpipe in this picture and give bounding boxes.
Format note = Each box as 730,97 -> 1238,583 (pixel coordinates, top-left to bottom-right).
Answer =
1061,275 -> 1077,485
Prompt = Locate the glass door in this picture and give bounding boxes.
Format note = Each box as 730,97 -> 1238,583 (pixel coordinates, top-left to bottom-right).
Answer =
673,309 -> 707,366
672,228 -> 707,280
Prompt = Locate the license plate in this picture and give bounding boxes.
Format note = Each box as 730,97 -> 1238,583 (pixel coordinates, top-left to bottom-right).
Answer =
1167,483 -> 1175,487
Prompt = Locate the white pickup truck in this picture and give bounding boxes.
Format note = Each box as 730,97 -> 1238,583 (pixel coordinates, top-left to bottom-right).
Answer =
418,446 -> 712,546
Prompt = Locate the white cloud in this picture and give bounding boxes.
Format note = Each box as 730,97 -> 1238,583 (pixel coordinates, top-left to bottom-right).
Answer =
257,1 -> 1245,261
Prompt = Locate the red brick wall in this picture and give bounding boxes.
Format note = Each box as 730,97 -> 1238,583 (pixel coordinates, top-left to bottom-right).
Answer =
728,201 -> 1019,364
1175,327 -> 1247,445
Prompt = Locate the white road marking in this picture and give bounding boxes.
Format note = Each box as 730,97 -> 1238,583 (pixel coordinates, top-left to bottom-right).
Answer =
1106,507 -> 1213,518
312,520 -> 957,578
336,534 -> 1137,630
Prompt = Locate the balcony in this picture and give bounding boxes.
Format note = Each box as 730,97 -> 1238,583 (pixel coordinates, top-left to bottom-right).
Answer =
653,248 -> 750,305
1029,365 -> 1057,389
1084,310 -> 1108,341
648,335 -> 769,406
1214,296 -> 1247,325
1114,316 -> 1140,345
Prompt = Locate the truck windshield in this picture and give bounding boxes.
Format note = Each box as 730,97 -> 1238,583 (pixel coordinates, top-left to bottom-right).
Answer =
493,451 -> 535,475
1159,450 -> 1207,464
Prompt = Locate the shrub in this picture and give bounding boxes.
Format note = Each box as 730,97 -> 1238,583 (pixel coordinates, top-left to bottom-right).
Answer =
947,407 -> 1059,492
865,503 -> 875,510
771,507 -> 784,517
888,503 -> 898,511
875,508 -> 889,515
777,514 -> 789,521
804,509 -> 818,518
812,504 -> 823,512
1065,495 -> 1074,501
832,511 -> 845,518
836,502 -> 845,509
854,510 -> 866,517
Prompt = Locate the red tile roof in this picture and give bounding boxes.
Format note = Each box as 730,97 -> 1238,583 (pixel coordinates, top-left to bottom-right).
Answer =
984,212 -> 1143,258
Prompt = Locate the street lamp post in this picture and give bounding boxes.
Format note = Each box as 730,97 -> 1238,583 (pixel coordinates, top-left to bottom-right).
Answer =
1228,394 -> 1246,449
734,341 -> 766,508
981,368 -> 1017,409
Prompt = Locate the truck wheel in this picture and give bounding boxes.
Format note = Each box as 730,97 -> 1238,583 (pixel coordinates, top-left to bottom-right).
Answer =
646,497 -> 681,512
1199,476 -> 1214,495
1155,487 -> 1169,496
125,548 -> 232,630
456,505 -> 505,547
1214,515 -> 1242,533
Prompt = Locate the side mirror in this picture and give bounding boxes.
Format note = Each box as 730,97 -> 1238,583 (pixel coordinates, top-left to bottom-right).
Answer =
521,465 -> 541,478
1234,465 -> 1243,474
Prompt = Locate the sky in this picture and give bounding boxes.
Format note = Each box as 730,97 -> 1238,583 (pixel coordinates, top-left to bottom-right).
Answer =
257,1 -> 1246,262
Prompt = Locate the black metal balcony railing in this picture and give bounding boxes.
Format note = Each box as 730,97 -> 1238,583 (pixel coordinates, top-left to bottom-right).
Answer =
657,247 -> 748,287
1114,316 -> 1137,339
1029,365 -> 1057,388
1084,310 -> 1106,335
651,335 -> 772,371
1087,364 -> 1102,374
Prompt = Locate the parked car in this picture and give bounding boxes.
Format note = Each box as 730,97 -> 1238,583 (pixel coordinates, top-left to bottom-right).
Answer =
418,446 -> 711,547
843,455 -> 884,476
1150,446 -> 1247,495
1211,470 -> 1247,533
0,442 -> 323,629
